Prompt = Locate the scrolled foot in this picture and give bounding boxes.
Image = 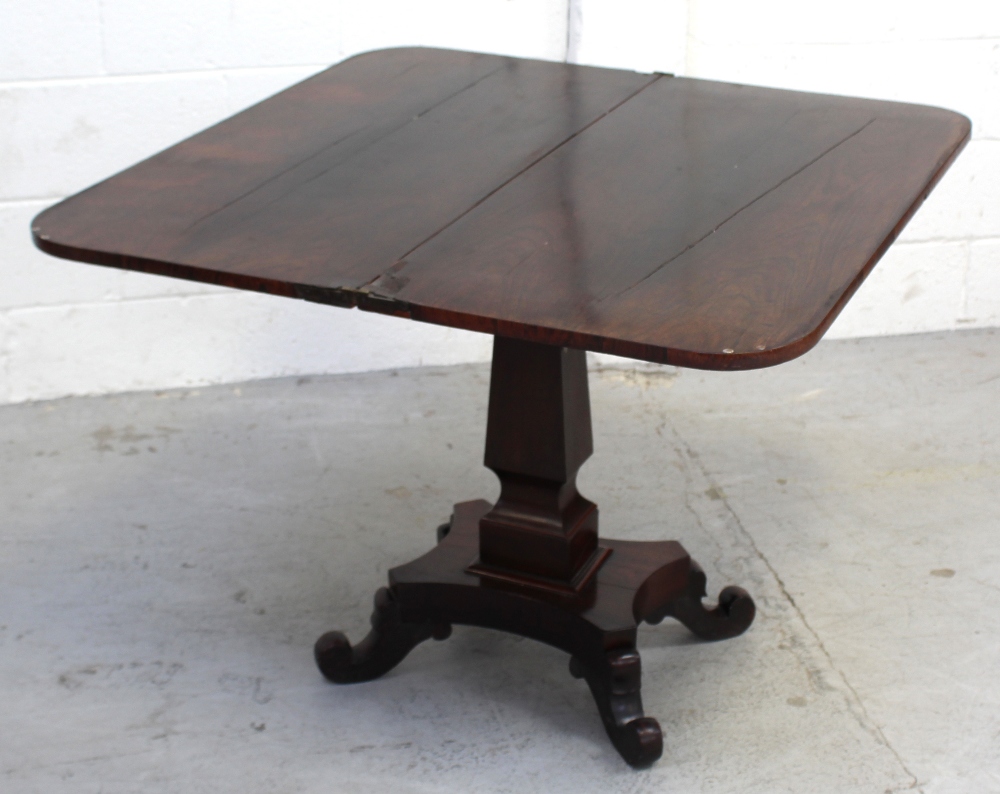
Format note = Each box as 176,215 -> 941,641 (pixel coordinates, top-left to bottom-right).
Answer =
315,586 -> 451,684
569,648 -> 663,768
651,561 -> 755,641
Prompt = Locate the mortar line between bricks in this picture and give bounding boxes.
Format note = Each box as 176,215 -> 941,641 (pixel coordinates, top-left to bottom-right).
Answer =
0,63 -> 329,91
0,197 -> 63,207
897,235 -> 1000,245
665,419 -> 923,793
0,290 -> 245,317
96,0 -> 108,75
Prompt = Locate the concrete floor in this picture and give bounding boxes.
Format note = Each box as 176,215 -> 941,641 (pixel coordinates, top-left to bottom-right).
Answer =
3,328 -> 1000,793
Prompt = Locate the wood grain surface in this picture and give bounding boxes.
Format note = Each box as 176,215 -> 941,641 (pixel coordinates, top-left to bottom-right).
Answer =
32,47 -> 970,369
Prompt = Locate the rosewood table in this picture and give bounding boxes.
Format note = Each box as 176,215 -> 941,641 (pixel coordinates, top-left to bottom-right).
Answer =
32,47 -> 969,767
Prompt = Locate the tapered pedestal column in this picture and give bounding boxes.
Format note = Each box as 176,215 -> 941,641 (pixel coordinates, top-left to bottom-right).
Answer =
315,336 -> 755,767
472,337 -> 608,589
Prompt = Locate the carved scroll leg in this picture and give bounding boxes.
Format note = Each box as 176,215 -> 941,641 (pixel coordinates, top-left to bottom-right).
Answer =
314,586 -> 452,684
568,648 -> 663,768
650,560 -> 756,641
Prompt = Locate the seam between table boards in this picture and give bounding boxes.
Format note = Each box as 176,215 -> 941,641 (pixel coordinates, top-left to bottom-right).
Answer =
595,116 -> 877,306
181,64 -> 508,234
357,72 -> 667,294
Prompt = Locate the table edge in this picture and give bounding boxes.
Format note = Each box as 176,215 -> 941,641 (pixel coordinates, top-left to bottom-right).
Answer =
30,65 -> 973,372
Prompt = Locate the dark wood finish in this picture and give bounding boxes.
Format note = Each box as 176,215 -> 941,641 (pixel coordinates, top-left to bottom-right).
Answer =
315,337 -> 755,766
315,499 -> 754,768
31,47 -> 969,370
31,47 -> 967,767
473,336 -> 608,588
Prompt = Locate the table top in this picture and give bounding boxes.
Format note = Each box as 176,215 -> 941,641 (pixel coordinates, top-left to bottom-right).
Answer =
33,47 -> 969,370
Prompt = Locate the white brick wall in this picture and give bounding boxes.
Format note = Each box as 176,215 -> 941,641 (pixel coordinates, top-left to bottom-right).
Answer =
1,1 -> 996,404
0,1 -> 569,404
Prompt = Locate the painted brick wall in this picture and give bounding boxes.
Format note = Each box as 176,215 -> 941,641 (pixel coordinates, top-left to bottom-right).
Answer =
0,1 -> 567,403
2,1 -> 996,403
